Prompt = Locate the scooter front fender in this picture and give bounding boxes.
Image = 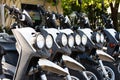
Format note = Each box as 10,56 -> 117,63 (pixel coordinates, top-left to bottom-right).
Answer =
38,58 -> 68,76
62,55 -> 85,72
96,50 -> 115,62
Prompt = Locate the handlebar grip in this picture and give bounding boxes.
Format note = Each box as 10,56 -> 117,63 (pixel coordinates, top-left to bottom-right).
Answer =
4,4 -> 21,15
4,4 -> 13,11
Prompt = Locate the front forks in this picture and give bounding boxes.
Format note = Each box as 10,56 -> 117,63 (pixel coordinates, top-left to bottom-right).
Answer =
82,71 -> 89,80
98,60 -> 109,78
40,71 -> 47,80
64,67 -> 72,80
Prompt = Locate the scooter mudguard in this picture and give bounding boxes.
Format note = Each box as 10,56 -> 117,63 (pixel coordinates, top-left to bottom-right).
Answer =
62,55 -> 85,71
38,58 -> 68,76
96,50 -> 115,62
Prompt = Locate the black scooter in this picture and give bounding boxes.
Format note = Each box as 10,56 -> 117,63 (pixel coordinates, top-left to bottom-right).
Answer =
100,14 -> 120,74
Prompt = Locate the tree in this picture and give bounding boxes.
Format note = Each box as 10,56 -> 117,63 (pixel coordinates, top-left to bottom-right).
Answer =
61,0 -> 120,30
109,0 -> 120,31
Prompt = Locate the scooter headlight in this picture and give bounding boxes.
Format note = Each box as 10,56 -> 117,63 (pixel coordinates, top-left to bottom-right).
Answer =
75,34 -> 81,45
35,34 -> 45,49
92,33 -> 101,43
61,34 -> 68,46
100,33 -> 104,43
96,33 -> 101,43
46,34 -> 53,49
68,35 -> 74,48
82,35 -> 87,45
57,33 -> 67,47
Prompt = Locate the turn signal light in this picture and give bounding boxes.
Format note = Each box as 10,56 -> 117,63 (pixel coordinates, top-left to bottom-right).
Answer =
109,43 -> 116,48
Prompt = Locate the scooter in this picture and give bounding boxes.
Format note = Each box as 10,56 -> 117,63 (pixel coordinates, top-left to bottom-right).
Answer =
42,11 -> 100,80
70,11 -> 120,80
35,6 -> 90,79
56,14 -> 102,80
103,28 -> 120,73
36,22 -> 88,80
100,14 -> 120,74
77,27 -> 119,80
0,4 -> 68,80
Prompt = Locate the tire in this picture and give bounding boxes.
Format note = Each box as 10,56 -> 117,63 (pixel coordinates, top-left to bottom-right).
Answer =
84,64 -> 103,80
46,74 -> 64,80
69,69 -> 87,80
117,62 -> 120,73
84,71 -> 98,80
98,61 -> 120,80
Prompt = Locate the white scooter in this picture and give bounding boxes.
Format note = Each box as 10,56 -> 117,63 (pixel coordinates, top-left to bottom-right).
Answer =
0,4 -> 68,80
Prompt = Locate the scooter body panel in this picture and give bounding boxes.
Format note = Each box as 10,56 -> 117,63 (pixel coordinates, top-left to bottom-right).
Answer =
77,28 -> 95,46
104,29 -> 118,42
62,55 -> 85,71
12,27 -> 68,80
103,29 -> 119,56
59,29 -> 74,35
96,50 -> 115,62
44,28 -> 61,48
78,28 -> 93,42
12,27 -> 37,80
38,58 -> 68,76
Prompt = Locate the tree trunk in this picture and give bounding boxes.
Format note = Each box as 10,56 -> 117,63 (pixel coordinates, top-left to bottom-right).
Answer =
110,2 -> 119,31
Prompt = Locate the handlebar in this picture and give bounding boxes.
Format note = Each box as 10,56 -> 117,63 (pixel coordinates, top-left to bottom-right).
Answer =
101,14 -> 107,19
4,4 -> 21,15
4,4 -> 13,11
4,4 -> 33,27
101,14 -> 114,28
75,12 -> 84,20
37,5 -> 46,15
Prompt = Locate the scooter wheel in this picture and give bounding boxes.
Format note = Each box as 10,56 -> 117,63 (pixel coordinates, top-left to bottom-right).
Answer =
84,64 -> 103,80
117,62 -> 120,73
69,69 -> 87,80
98,61 -> 120,80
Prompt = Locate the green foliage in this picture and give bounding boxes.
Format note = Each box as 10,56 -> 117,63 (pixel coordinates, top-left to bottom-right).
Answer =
61,0 -> 112,28
46,0 -> 59,6
62,0 -> 110,14
46,0 -> 51,3
61,0 -> 81,15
